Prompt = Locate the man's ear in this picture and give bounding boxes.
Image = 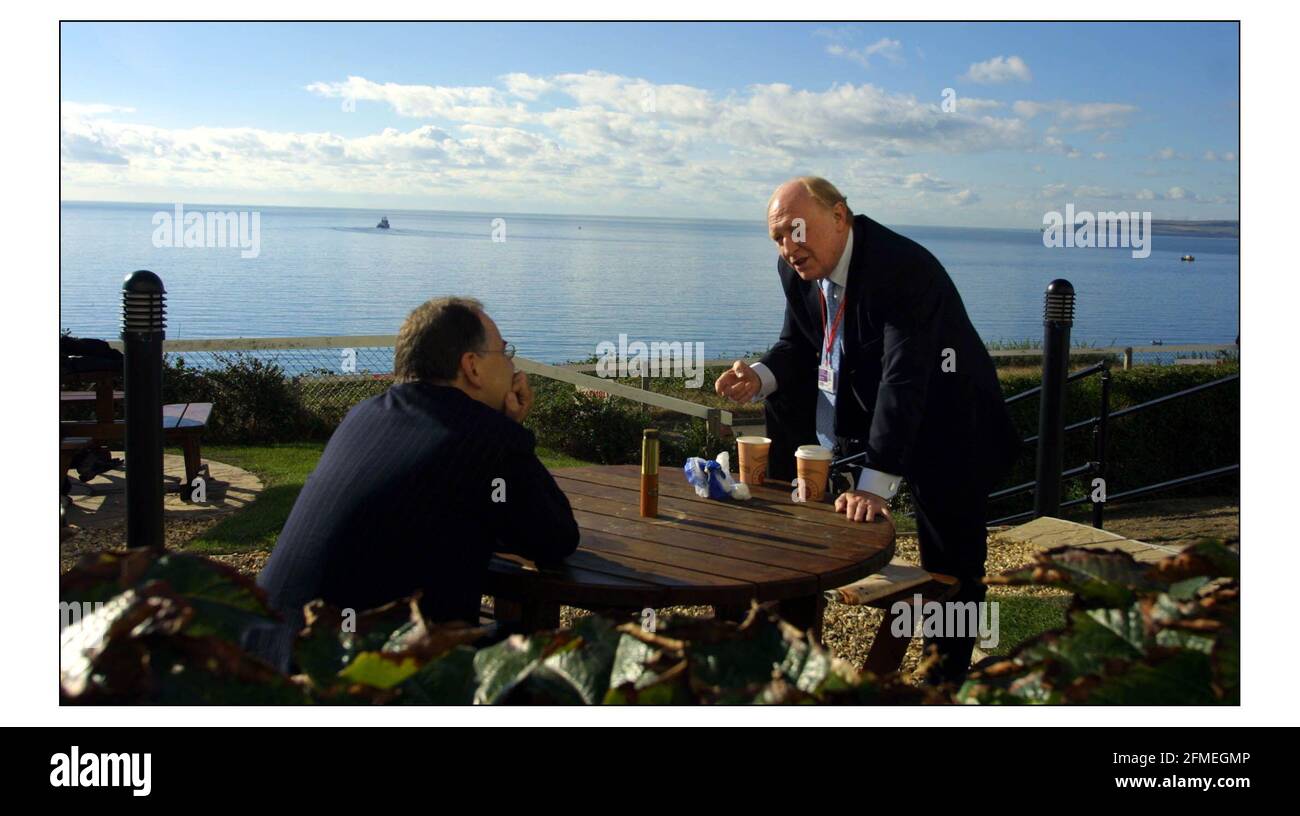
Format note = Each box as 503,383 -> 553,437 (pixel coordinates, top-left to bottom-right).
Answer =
459,350 -> 482,388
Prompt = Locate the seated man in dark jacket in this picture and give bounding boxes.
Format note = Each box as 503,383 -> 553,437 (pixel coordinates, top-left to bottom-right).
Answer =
254,297 -> 579,663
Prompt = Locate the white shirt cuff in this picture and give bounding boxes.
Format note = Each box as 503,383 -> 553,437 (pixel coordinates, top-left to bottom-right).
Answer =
857,467 -> 902,500
748,361 -> 778,402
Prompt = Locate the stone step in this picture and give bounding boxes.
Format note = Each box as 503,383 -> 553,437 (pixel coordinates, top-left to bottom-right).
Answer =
995,515 -> 1182,563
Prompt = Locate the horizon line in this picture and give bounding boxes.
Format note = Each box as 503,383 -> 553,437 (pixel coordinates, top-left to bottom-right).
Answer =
60,198 -> 1240,232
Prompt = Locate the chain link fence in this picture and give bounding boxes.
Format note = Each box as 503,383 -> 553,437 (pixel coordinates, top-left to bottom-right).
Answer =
150,338 -> 1239,439
165,344 -> 396,418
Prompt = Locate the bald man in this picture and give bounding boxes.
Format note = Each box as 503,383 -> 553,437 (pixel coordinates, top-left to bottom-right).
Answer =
715,177 -> 1021,682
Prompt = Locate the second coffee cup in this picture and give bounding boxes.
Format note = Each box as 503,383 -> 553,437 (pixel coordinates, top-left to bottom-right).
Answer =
794,445 -> 833,502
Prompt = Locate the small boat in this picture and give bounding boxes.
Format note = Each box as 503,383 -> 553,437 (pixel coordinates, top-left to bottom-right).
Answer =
1180,254 -> 1194,262
376,216 -> 390,229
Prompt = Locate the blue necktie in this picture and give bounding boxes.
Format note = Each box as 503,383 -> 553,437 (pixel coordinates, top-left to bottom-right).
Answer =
816,279 -> 842,451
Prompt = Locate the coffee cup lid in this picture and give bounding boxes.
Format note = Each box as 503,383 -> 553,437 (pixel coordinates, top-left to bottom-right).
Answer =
795,445 -> 833,461
736,436 -> 772,445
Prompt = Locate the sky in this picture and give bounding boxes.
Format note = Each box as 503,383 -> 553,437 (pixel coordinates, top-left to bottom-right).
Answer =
59,21 -> 1240,227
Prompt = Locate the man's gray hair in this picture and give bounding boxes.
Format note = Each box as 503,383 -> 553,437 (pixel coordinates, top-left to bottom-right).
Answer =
769,176 -> 853,217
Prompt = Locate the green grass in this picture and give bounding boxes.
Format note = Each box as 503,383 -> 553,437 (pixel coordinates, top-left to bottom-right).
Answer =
186,442 -> 591,555
186,442 -> 324,555
980,594 -> 1072,657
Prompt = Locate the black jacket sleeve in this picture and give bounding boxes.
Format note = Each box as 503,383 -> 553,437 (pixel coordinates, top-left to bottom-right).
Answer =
864,260 -> 947,476
489,428 -> 581,566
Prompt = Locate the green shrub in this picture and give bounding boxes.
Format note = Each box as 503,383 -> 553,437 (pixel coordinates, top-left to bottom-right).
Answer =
59,542 -> 1238,704
962,540 -> 1239,704
57,549 -> 943,704
524,379 -> 646,464
662,418 -> 735,468
163,353 -> 317,443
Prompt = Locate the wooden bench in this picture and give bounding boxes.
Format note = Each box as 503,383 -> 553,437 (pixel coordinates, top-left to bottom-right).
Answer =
59,437 -> 94,492
823,559 -> 960,674
163,403 -> 213,500
60,390 -> 125,402
60,402 -> 214,501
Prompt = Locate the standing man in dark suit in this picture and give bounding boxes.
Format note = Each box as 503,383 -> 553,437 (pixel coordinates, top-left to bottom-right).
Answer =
254,297 -> 579,667
714,177 -> 1021,682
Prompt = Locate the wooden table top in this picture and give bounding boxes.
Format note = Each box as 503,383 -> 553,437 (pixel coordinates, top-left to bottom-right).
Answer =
486,464 -> 896,610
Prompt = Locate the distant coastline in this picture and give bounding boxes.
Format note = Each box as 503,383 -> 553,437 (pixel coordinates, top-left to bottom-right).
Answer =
1150,220 -> 1239,239
58,200 -> 1241,238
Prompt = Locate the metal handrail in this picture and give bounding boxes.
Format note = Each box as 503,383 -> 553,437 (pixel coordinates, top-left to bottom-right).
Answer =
1004,361 -> 1108,405
988,462 -> 1095,501
1106,373 -> 1239,422
1022,372 -> 1239,444
993,358 -> 1238,528
989,464 -> 1239,527
558,343 -> 1240,372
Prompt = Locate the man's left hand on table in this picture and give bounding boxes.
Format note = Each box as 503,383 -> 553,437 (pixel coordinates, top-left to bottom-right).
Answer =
834,489 -> 891,523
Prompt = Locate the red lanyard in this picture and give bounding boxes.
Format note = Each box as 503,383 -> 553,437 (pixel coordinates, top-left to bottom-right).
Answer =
818,283 -> 847,358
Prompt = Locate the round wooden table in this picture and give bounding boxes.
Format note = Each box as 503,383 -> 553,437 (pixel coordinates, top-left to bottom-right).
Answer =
485,464 -> 896,637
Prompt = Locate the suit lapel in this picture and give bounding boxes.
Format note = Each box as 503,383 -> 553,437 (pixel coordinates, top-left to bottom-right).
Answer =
842,215 -> 872,346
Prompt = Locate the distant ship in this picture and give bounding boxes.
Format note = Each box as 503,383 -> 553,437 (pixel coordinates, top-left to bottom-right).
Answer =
376,216 -> 390,229
1180,254 -> 1195,262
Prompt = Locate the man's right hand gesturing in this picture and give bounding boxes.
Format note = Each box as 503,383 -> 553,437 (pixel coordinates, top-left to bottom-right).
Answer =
714,360 -> 761,403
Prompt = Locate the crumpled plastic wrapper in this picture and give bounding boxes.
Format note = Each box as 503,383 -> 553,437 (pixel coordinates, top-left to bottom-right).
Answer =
683,451 -> 752,501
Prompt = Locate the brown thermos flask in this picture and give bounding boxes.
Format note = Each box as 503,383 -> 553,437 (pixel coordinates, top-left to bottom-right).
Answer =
640,429 -> 659,517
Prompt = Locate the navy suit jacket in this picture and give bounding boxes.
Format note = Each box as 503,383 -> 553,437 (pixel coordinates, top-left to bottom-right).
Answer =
257,382 -> 580,634
759,214 -> 1021,486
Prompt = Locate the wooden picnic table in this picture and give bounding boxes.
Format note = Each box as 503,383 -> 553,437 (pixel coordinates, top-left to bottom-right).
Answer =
485,464 -> 896,639
60,368 -> 121,425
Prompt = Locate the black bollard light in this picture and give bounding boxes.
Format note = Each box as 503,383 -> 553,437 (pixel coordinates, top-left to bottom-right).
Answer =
1034,279 -> 1074,518
122,270 -> 166,553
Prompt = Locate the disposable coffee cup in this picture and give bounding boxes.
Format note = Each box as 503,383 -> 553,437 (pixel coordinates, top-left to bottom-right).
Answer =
794,445 -> 833,503
735,436 -> 772,485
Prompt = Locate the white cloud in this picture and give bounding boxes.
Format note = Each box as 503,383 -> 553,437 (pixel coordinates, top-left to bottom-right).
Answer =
59,72 -> 1180,219
1013,100 -> 1138,132
954,97 -> 1005,113
964,55 -> 1032,84
1044,136 -> 1082,159
826,37 -> 904,69
1039,182 -> 1070,199
1203,149 -> 1238,162
902,172 -> 955,192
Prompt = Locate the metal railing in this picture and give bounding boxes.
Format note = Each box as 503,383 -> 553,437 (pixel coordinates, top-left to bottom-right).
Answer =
987,282 -> 1239,527
559,344 -> 1239,374
989,367 -> 1241,527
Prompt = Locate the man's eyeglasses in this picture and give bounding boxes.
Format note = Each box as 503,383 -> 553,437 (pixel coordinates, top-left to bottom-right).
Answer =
478,342 -> 516,360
